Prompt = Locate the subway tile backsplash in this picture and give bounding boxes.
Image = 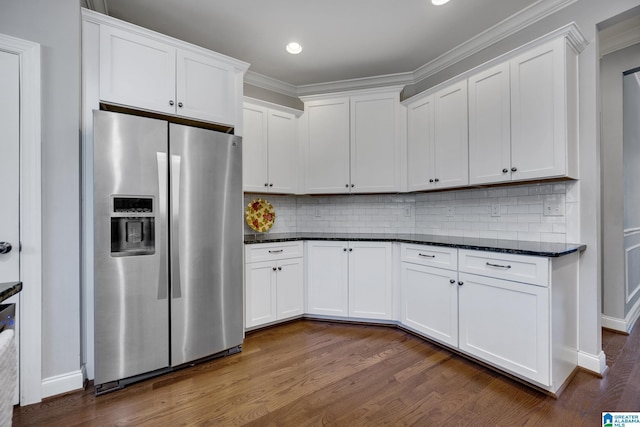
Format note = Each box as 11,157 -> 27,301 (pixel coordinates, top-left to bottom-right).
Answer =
244,181 -> 575,243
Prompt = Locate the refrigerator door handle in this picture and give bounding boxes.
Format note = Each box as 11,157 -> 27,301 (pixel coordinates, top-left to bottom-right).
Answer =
156,152 -> 168,300
170,154 -> 182,299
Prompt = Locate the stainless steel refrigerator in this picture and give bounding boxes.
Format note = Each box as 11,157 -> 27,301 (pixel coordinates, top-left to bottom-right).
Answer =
93,110 -> 243,393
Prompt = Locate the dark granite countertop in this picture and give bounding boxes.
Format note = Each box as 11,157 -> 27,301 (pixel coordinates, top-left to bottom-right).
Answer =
244,232 -> 586,257
0,282 -> 22,303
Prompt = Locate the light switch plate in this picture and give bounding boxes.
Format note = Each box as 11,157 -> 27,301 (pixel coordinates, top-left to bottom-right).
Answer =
491,203 -> 501,217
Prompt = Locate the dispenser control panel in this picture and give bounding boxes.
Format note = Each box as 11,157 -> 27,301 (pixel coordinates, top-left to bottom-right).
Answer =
110,196 -> 156,256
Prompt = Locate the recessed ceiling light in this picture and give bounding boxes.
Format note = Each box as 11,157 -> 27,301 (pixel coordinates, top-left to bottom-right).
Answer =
432,0 -> 450,5
286,42 -> 302,55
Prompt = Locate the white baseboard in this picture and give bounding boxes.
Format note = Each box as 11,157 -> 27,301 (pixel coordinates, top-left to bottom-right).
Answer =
601,299 -> 640,333
577,350 -> 607,375
41,369 -> 84,399
601,315 -> 628,332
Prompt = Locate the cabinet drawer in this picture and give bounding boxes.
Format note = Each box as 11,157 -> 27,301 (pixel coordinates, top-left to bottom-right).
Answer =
245,241 -> 303,262
401,244 -> 458,271
458,249 -> 549,287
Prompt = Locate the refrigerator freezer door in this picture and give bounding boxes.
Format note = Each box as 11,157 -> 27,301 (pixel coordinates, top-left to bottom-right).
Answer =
169,124 -> 243,366
93,110 -> 170,385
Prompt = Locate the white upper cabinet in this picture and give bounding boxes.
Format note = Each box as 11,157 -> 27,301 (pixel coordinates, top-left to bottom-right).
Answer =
411,30 -> 582,190
510,37 -> 578,181
407,96 -> 435,192
176,49 -> 236,125
407,80 -> 468,191
350,92 -> 402,193
98,21 -> 248,127
302,88 -> 404,194
303,97 -> 351,194
243,101 -> 300,194
100,26 -> 176,115
433,80 -> 469,189
468,62 -> 512,185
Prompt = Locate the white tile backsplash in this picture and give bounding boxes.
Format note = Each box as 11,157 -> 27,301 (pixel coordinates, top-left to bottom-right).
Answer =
244,181 -> 571,242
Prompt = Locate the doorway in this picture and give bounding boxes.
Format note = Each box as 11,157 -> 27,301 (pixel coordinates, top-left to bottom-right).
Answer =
0,33 -> 43,405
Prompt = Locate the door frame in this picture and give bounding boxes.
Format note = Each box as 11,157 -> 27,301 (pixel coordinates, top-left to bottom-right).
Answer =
0,33 -> 42,405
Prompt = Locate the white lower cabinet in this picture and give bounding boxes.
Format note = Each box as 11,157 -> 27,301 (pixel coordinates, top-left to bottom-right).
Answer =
306,241 -> 393,320
457,249 -> 578,392
401,262 -> 458,347
245,242 -> 303,328
457,272 -> 550,385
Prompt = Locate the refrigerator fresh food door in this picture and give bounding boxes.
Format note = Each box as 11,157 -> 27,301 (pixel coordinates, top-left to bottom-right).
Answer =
169,124 -> 243,366
93,110 -> 170,385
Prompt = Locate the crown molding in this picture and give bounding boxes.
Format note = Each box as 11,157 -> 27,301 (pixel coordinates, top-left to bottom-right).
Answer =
296,72 -> 415,97
244,96 -> 304,116
244,71 -> 299,98
599,14 -> 640,57
412,0 -> 580,85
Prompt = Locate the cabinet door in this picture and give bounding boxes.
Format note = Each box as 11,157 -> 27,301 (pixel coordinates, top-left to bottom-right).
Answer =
510,38 -> 567,181
433,81 -> 469,189
268,109 -> 299,194
458,272 -> 550,386
348,242 -> 393,320
242,104 -> 269,192
276,257 -> 304,320
245,261 -> 277,328
100,25 -> 176,114
468,62 -> 512,185
306,241 -> 349,316
401,263 -> 458,347
303,98 -> 350,194
176,49 -> 235,125
350,92 -> 401,193
406,95 -> 435,191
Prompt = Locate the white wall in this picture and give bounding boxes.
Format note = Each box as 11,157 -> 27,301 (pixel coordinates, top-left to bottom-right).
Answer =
0,0 -> 82,387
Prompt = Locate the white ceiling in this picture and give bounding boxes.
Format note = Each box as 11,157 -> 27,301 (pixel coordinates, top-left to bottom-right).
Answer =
89,0 -> 577,92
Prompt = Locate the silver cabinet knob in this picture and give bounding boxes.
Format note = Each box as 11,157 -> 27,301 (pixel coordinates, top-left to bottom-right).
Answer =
264,183 -> 269,187
277,266 -> 282,271
434,178 -> 439,182
458,281 -> 464,286
178,102 -> 183,108
169,100 -> 175,106
272,267 -> 277,271
429,179 -> 434,183
345,184 -> 349,188
502,168 -> 509,173
0,242 -> 12,254
511,167 -> 517,172
269,183 -> 273,187
449,279 -> 455,284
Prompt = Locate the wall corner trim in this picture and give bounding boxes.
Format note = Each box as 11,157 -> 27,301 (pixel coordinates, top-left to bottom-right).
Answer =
577,350 -> 607,375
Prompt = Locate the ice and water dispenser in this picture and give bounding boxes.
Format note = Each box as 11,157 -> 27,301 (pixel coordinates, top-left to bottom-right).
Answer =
110,196 -> 155,256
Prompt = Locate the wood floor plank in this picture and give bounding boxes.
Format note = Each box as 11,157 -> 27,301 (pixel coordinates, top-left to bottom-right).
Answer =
13,319 -> 640,426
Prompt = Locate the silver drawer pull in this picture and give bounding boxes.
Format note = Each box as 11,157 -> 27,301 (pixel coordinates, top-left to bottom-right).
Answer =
418,253 -> 436,258
486,262 -> 511,269
268,249 -> 284,254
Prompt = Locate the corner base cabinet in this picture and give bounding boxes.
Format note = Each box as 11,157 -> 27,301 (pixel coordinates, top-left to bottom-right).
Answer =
306,241 -> 393,320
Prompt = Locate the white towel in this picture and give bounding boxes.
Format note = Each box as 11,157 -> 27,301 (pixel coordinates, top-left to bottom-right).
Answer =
0,329 -> 16,427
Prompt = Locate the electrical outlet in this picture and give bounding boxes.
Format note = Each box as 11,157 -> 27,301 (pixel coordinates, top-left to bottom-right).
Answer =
491,203 -> 501,217
446,206 -> 454,217
404,206 -> 411,217
314,207 -> 321,218
543,200 -> 564,216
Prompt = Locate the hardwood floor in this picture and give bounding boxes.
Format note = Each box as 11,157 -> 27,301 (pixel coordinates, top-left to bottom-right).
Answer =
13,320 -> 640,426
